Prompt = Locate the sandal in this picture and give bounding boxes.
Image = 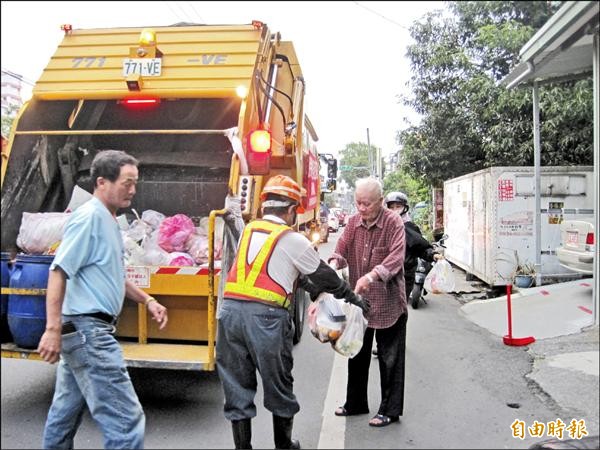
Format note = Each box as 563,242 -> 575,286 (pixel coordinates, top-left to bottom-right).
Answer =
334,406 -> 369,417
368,414 -> 399,427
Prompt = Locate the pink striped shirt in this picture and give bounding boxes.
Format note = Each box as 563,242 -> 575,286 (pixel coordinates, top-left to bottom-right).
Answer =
330,207 -> 406,328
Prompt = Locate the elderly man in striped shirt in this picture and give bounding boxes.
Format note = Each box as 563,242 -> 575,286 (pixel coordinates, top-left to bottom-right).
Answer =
329,177 -> 407,428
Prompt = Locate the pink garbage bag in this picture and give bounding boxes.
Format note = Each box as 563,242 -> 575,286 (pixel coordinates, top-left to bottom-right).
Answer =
167,252 -> 195,267
158,214 -> 195,252
185,232 -> 210,265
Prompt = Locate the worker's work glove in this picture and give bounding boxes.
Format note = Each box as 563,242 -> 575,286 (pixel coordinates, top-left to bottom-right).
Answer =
344,291 -> 371,315
224,194 -> 242,221
333,282 -> 370,314
222,194 -> 245,240
298,275 -> 320,301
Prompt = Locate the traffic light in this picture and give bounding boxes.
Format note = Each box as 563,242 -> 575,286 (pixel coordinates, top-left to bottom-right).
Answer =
327,159 -> 337,178
327,179 -> 336,191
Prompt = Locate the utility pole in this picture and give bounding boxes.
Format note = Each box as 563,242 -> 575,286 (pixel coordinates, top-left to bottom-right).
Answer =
366,128 -> 373,177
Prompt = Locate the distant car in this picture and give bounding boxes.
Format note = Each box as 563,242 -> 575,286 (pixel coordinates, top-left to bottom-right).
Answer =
556,220 -> 595,274
328,213 -> 340,232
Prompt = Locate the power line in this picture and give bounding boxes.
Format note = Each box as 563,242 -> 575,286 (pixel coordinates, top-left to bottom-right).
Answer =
174,1 -> 192,23
1,69 -> 35,86
188,2 -> 205,23
351,1 -> 411,31
164,1 -> 186,23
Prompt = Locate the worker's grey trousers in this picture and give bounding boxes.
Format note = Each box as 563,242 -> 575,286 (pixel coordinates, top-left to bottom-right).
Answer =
216,299 -> 299,421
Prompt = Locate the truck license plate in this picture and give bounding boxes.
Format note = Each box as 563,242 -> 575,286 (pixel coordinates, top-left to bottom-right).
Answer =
122,58 -> 162,77
566,231 -> 578,245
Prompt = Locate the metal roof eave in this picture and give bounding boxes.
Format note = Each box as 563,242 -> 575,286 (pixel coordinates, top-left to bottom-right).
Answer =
501,1 -> 599,88
520,1 -> 598,61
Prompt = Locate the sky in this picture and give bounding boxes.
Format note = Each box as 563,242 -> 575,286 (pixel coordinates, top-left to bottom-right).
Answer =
1,0 -> 445,158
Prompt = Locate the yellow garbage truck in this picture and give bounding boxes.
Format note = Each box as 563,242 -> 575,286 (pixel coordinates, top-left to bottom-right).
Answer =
1,21 -> 336,370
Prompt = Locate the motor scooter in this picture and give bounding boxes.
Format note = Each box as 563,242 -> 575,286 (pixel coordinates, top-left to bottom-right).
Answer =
409,234 -> 448,309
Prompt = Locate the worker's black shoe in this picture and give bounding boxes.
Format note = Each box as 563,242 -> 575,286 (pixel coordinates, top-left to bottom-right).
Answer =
232,418 -> 252,449
273,415 -> 301,449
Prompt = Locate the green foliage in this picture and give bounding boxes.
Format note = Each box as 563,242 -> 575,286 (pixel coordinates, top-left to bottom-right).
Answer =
383,170 -> 429,206
1,105 -> 19,137
338,142 -> 379,188
383,170 -> 433,239
398,1 -> 593,185
412,202 -> 433,241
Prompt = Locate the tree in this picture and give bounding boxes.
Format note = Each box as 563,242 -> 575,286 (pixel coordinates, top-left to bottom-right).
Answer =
338,142 -> 379,188
382,170 -> 429,206
397,1 -> 593,185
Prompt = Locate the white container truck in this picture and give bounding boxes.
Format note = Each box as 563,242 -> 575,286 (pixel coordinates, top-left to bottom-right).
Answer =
443,166 -> 594,287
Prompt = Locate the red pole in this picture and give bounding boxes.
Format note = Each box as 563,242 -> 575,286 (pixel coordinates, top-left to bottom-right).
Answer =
506,284 -> 513,339
503,283 -> 535,346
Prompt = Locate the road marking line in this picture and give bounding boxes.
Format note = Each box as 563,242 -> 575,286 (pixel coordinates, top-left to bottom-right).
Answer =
317,352 -> 346,449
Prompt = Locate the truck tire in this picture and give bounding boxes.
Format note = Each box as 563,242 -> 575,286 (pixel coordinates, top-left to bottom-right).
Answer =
292,288 -> 309,345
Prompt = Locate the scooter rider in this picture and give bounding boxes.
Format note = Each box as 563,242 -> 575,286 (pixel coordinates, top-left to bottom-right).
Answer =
384,192 -> 442,304
216,175 -> 369,450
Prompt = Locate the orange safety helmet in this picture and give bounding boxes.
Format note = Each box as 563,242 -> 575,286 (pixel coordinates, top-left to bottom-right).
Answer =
260,175 -> 306,213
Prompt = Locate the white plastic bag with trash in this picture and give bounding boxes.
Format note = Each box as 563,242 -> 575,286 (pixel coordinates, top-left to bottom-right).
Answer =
333,302 -> 368,358
141,230 -> 170,266
16,212 -> 71,254
308,293 -> 347,343
424,259 -> 455,294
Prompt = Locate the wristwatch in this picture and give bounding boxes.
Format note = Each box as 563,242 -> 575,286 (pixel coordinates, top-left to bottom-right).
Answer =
365,273 -> 375,284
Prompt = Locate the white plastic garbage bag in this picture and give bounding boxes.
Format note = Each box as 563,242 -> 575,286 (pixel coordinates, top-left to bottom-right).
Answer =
424,259 -> 455,294
334,302 -> 368,358
16,212 -> 71,254
308,293 -> 346,343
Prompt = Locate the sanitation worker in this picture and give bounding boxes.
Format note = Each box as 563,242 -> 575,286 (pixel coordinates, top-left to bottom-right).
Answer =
216,174 -> 369,449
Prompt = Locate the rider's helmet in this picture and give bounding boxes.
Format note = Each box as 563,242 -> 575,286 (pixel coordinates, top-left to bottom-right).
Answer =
385,191 -> 409,214
261,174 -> 306,212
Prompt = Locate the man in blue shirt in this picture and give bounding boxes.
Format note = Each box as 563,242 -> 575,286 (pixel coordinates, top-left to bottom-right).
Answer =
37,150 -> 168,449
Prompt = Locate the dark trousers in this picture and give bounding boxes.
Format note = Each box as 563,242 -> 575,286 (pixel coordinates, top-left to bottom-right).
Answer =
343,313 -> 408,417
216,299 -> 298,422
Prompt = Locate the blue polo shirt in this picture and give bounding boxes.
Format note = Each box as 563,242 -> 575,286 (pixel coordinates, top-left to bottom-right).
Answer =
51,197 -> 126,316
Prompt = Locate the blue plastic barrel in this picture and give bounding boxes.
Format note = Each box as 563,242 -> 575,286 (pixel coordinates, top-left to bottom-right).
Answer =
1,252 -> 14,343
7,254 -> 55,349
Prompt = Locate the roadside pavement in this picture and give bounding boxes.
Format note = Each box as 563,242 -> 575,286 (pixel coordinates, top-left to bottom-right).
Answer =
448,267 -> 599,443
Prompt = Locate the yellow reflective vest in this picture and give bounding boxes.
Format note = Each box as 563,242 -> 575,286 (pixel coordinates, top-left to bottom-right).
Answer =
224,219 -> 292,307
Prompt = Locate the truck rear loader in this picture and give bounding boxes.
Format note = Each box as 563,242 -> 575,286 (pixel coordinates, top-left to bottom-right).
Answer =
1,21 -> 336,370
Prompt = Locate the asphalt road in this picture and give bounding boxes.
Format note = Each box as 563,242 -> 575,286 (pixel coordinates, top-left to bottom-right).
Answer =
0,229 -> 577,449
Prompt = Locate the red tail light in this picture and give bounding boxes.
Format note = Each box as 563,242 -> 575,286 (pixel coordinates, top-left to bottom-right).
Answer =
585,232 -> 594,245
246,128 -> 271,175
119,98 -> 160,110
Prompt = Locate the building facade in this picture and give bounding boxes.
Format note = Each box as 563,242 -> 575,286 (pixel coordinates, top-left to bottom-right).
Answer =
1,69 -> 24,116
